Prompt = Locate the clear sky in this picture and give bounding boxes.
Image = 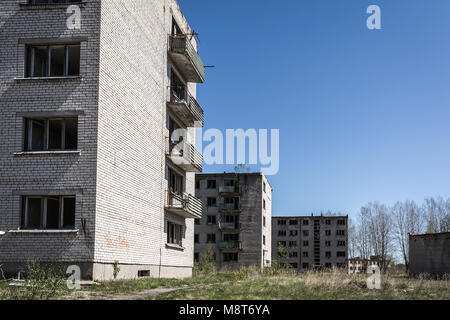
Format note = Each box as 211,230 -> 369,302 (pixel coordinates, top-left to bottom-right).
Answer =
179,0 -> 450,219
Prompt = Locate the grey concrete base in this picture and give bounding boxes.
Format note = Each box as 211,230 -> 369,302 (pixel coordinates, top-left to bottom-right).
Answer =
0,262 -> 94,280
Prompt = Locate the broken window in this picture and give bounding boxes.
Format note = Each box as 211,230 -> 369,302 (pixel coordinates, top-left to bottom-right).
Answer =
24,117 -> 78,152
206,233 -> 216,243
22,195 -> 76,230
167,221 -> 183,246
207,215 -> 216,225
26,44 -> 80,77
170,69 -> 186,101
207,180 -> 216,189
207,197 -> 217,207
168,168 -> 184,195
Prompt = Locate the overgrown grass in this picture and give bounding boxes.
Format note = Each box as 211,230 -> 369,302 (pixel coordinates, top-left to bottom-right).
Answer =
155,269 -> 450,300
83,273 -> 234,296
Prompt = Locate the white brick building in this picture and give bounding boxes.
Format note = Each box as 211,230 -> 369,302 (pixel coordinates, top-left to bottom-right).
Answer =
0,0 -> 206,280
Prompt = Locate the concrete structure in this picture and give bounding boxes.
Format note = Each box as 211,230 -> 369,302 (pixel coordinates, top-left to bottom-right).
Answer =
409,232 -> 450,277
194,173 -> 272,271
0,0 -> 206,280
272,216 -> 348,270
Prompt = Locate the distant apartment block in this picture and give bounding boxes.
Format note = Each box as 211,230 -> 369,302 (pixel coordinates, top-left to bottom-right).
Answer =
347,256 -> 382,274
194,173 -> 272,270
409,232 -> 450,277
0,0 -> 205,280
272,216 -> 348,270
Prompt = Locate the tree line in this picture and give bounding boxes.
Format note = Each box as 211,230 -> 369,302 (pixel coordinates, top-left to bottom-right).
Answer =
348,197 -> 450,273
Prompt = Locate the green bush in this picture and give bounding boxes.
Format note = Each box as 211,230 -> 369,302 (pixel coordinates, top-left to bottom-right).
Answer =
232,266 -> 254,281
7,261 -> 69,300
194,244 -> 216,276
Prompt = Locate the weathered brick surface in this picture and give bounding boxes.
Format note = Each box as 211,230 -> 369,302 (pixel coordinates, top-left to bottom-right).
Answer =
0,0 -> 201,280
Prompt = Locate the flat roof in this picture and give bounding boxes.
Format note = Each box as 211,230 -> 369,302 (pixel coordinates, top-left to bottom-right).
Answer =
273,215 -> 348,219
409,232 -> 450,238
196,172 -> 273,189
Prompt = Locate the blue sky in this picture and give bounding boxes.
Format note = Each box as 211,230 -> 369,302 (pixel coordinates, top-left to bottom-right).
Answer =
179,0 -> 450,219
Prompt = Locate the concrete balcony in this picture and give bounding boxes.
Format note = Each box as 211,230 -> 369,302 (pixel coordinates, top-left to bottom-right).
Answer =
219,203 -> 241,213
219,186 -> 239,194
167,86 -> 204,127
165,190 -> 202,219
218,222 -> 241,231
168,34 -> 205,83
219,241 -> 243,251
166,137 -> 203,172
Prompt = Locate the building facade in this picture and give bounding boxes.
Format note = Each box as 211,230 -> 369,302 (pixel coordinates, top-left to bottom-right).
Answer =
0,0 -> 205,280
272,216 -> 348,270
347,256 -> 382,274
409,232 -> 450,277
194,173 -> 272,270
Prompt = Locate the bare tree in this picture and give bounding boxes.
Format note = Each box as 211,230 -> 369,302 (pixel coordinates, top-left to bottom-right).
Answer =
423,197 -> 450,233
356,206 -> 372,270
393,200 -> 424,272
348,217 -> 358,259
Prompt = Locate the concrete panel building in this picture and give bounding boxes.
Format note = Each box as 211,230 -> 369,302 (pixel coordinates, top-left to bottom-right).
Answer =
272,216 -> 348,270
0,0 -> 206,280
409,232 -> 450,277
194,173 -> 272,271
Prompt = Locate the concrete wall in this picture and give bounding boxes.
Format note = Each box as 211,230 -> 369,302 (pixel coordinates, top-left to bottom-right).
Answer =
272,216 -> 348,270
409,233 -> 450,277
194,173 -> 272,270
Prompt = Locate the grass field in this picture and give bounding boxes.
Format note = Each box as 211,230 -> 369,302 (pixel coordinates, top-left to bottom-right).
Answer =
1,269 -> 448,300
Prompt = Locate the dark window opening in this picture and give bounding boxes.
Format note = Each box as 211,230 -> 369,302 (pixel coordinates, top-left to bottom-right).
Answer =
26,44 -> 80,78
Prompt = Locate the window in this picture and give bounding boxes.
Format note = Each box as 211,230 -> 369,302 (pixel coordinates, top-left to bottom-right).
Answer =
224,179 -> 235,187
325,241 -> 331,247
303,230 -> 309,237
194,234 -> 199,243
263,235 -> 266,246
289,241 -> 297,247
302,263 -> 309,269
290,230 -> 298,237
206,234 -> 216,243
167,221 -> 183,246
223,233 -> 239,242
290,263 -> 298,269
172,18 -> 182,35
263,199 -> 266,210
337,252 -> 346,258
168,168 -> 183,195
24,117 -> 78,152
29,0 -> 82,4
207,180 -> 216,189
303,241 -> 309,247
325,219 -> 331,225
263,182 -> 266,193
289,252 -> 298,258
22,196 -> 75,230
303,220 -> 309,226
263,216 -> 266,227
207,215 -> 216,225
289,220 -> 298,225
336,230 -> 346,236
278,241 -> 287,247
278,230 -> 286,237
194,219 -> 200,225
325,251 -> 332,258
207,197 -> 217,207
223,253 -> 238,262
325,263 -> 332,268
195,180 -> 200,189
302,251 -> 309,258
337,241 -> 346,247
194,253 -> 199,262
337,219 -> 346,226
325,230 -> 331,236
26,44 -> 80,77
278,219 -> 287,226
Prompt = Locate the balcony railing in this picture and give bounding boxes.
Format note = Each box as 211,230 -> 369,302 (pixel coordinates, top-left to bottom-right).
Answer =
219,203 -> 241,212
168,34 -> 205,83
219,241 -> 243,250
219,186 -> 239,194
167,86 -> 204,127
165,190 -> 202,219
218,221 -> 240,230
166,137 -> 203,172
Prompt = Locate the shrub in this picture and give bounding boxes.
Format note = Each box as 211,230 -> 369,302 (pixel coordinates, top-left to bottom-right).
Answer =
193,244 -> 216,276
232,266 -> 255,281
113,261 -> 121,280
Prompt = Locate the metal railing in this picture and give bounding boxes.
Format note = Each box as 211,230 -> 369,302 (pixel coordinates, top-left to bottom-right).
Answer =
219,241 -> 243,250
166,137 -> 203,172
169,86 -> 204,126
166,190 -> 202,218
169,34 -> 205,83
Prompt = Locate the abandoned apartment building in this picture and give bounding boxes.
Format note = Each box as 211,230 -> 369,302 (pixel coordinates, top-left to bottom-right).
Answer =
409,232 -> 450,277
271,216 -> 348,270
347,256 -> 383,274
194,173 -> 272,270
0,0 -> 206,280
